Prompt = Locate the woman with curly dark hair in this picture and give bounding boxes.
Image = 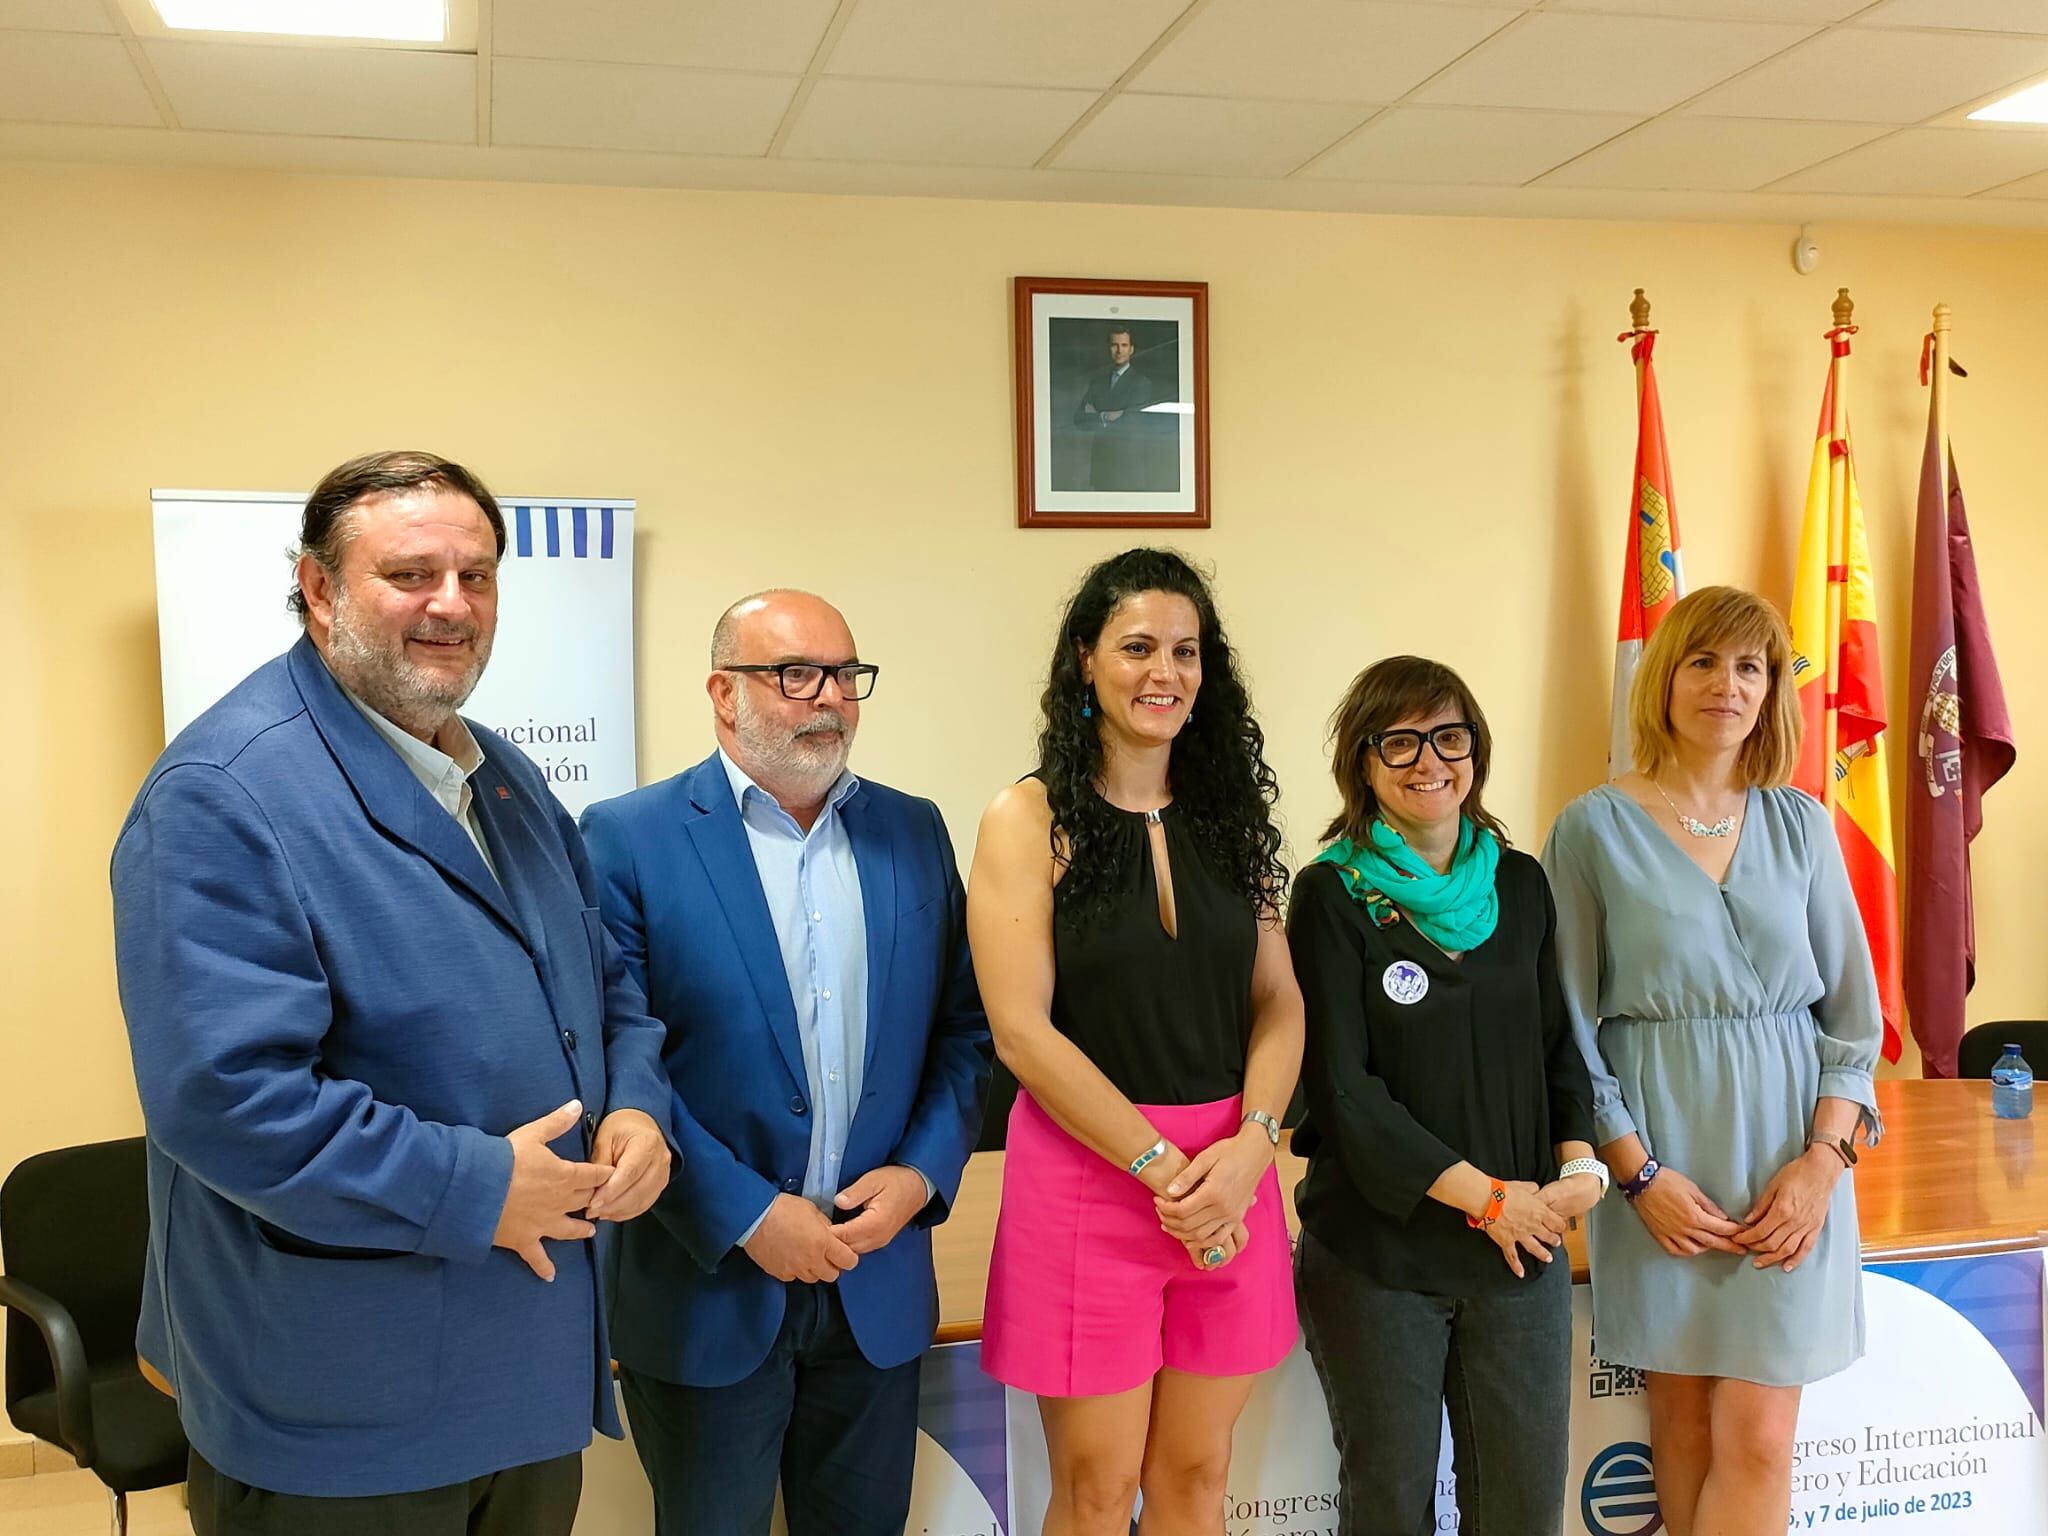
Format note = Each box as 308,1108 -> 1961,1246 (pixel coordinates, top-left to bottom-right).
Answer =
968,548 -> 1302,1536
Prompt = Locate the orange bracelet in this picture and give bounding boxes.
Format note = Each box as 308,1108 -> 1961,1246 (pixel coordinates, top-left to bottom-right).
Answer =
1466,1178 -> 1507,1230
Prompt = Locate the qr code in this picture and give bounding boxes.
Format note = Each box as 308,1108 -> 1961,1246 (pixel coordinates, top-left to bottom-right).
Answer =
1589,1358 -> 1646,1399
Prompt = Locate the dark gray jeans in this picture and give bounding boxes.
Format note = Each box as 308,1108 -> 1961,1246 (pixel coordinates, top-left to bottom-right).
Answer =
1296,1232 -> 1573,1536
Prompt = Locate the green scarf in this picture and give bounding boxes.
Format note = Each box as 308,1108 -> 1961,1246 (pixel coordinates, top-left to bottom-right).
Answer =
1313,816 -> 1500,952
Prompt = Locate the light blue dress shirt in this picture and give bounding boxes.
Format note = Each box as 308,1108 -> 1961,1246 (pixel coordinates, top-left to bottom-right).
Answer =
722,750 -> 915,1248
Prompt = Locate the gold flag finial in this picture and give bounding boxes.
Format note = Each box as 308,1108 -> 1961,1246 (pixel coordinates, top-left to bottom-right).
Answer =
1629,288 -> 1652,332
1832,288 -> 1855,328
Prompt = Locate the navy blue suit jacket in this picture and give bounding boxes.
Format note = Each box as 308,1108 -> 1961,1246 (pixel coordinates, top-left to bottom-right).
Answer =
111,637 -> 674,1496
580,753 -> 990,1386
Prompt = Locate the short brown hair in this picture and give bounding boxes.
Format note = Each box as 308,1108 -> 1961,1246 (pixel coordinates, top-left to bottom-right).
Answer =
288,450 -> 504,621
1321,656 -> 1510,848
1629,586 -> 1801,786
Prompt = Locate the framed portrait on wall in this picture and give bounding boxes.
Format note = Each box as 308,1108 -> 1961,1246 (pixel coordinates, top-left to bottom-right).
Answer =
1012,276 -> 1209,530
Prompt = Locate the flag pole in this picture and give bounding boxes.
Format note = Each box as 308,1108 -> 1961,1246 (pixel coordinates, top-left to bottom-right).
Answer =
1931,303 -> 1952,504
1628,288 -> 1652,409
1822,288 -> 1855,809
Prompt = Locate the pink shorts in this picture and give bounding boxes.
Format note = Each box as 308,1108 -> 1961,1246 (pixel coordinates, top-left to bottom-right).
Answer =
980,1090 -> 1298,1398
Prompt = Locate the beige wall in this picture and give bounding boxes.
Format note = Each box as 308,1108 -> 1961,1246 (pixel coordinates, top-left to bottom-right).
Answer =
3,162 -> 2044,1298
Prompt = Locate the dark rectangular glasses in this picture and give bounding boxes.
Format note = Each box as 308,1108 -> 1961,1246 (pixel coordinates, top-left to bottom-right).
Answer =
724,662 -> 879,701
1367,722 -> 1478,768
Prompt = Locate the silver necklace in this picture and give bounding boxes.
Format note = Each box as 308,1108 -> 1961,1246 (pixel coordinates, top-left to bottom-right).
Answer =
1650,779 -> 1739,839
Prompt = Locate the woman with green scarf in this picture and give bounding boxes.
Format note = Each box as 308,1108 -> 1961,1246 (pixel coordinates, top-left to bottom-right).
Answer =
1289,656 -> 1599,1536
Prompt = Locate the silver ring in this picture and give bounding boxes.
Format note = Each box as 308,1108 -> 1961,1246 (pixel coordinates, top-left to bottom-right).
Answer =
1204,1245 -> 1226,1267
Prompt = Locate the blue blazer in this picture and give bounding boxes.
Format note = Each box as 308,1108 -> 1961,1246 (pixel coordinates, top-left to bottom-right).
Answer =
580,753 -> 990,1387
110,637 -> 674,1498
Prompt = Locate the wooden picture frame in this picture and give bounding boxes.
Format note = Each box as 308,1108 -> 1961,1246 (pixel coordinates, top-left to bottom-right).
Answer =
1012,276 -> 1210,530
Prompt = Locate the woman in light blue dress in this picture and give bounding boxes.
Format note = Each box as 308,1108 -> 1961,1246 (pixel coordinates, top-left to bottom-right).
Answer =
1542,586 -> 1882,1536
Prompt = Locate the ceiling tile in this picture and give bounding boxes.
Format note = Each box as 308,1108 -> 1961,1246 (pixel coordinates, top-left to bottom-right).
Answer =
1684,28 -> 2048,122
1133,0 -> 1517,104
1542,115 -> 1889,189
1986,166 -> 2048,196
782,78 -> 1091,167
0,0 -> 116,29
142,40 -> 475,141
825,0 -> 1187,90
493,58 -> 795,156
1856,0 -> 2048,33
1769,126 -> 2048,193
0,31 -> 156,124
1414,13 -> 1814,113
1055,94 -> 1369,178
1302,105 -> 1635,183
493,0 -> 838,73
1549,0 -> 1865,19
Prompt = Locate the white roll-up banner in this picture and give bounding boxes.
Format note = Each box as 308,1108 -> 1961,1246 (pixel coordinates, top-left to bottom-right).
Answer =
150,490 -> 635,816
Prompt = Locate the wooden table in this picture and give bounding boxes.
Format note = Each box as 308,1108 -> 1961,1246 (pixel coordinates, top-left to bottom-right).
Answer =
933,1077 -> 2048,1342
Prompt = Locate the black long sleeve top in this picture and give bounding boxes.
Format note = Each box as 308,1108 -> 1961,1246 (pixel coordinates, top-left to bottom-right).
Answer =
1289,849 -> 1597,1294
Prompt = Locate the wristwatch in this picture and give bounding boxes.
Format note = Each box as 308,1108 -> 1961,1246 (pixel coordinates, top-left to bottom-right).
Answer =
1806,1132 -> 1858,1169
1558,1156 -> 1610,1195
1241,1110 -> 1281,1147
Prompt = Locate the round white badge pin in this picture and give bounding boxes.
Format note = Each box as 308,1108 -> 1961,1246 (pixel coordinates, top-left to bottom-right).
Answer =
1382,960 -> 1429,1005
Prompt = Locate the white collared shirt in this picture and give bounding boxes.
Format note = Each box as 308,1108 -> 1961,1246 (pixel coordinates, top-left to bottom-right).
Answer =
333,669 -> 500,884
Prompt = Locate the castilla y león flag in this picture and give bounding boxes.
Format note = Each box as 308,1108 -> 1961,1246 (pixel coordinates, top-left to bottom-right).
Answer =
1789,327 -> 1903,1063
1611,329 -> 1685,774
1904,347 -> 2014,1078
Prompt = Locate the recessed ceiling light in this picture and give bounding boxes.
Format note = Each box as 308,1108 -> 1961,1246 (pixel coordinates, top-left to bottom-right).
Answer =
1969,80 -> 2048,125
152,1 -> 446,42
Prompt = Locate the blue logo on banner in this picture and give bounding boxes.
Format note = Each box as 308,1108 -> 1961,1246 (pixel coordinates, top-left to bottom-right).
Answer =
1869,1251 -> 2046,1423
510,505 -> 617,560
1582,1442 -> 1661,1536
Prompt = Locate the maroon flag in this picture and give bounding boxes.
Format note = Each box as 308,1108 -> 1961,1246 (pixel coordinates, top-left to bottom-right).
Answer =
1904,380 -> 2015,1077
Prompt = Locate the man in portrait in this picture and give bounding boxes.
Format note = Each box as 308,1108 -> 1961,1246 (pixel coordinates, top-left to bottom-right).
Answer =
1072,324 -> 1169,491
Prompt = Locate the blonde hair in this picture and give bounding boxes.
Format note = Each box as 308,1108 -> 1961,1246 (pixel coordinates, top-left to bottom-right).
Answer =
1629,586 -> 1802,786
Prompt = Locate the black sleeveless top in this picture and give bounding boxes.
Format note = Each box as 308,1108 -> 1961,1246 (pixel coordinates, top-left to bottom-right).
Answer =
1050,802 -> 1258,1106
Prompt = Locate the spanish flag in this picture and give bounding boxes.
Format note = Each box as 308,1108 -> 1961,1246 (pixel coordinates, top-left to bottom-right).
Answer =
1611,327 -> 1685,774
1788,311 -> 1904,1063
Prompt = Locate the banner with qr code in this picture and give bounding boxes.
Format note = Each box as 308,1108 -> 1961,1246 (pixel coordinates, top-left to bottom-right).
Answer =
996,1250 -> 2046,1536
150,489 -> 636,816
1572,1249 -> 2046,1536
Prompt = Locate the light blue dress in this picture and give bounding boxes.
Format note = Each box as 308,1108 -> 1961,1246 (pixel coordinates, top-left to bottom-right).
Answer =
1541,784 -> 1884,1386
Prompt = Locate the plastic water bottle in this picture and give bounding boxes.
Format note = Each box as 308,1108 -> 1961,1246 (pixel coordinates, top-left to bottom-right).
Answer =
1991,1044 -> 2034,1120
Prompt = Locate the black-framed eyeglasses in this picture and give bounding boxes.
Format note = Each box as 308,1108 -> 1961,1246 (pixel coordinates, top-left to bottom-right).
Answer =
724,662 -> 879,701
1367,722 -> 1478,768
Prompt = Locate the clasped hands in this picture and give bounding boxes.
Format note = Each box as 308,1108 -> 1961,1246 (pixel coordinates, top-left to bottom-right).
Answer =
491,1099 -> 671,1281
1145,1126 -> 1272,1271
740,1165 -> 930,1284
1627,1148 -> 1844,1273
1471,1175 -> 1595,1279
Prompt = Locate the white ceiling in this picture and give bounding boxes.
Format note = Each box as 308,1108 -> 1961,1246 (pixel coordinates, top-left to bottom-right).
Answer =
5,0 -> 2048,225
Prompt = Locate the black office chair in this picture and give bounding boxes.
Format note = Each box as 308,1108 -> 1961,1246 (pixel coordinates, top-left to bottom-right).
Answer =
0,1138 -> 186,1534
1956,1021 -> 2048,1080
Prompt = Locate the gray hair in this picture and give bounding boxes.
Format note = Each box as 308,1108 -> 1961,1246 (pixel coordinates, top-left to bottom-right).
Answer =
709,588 -> 822,667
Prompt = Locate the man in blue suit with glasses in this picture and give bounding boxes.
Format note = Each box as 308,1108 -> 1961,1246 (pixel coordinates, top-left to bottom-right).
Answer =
580,589 -> 990,1536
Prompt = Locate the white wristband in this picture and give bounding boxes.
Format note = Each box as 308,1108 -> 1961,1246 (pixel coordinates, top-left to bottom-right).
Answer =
1559,1156 -> 1610,1195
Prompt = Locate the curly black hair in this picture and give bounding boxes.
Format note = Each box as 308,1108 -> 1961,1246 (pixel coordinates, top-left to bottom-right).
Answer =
1035,548 -> 1287,924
